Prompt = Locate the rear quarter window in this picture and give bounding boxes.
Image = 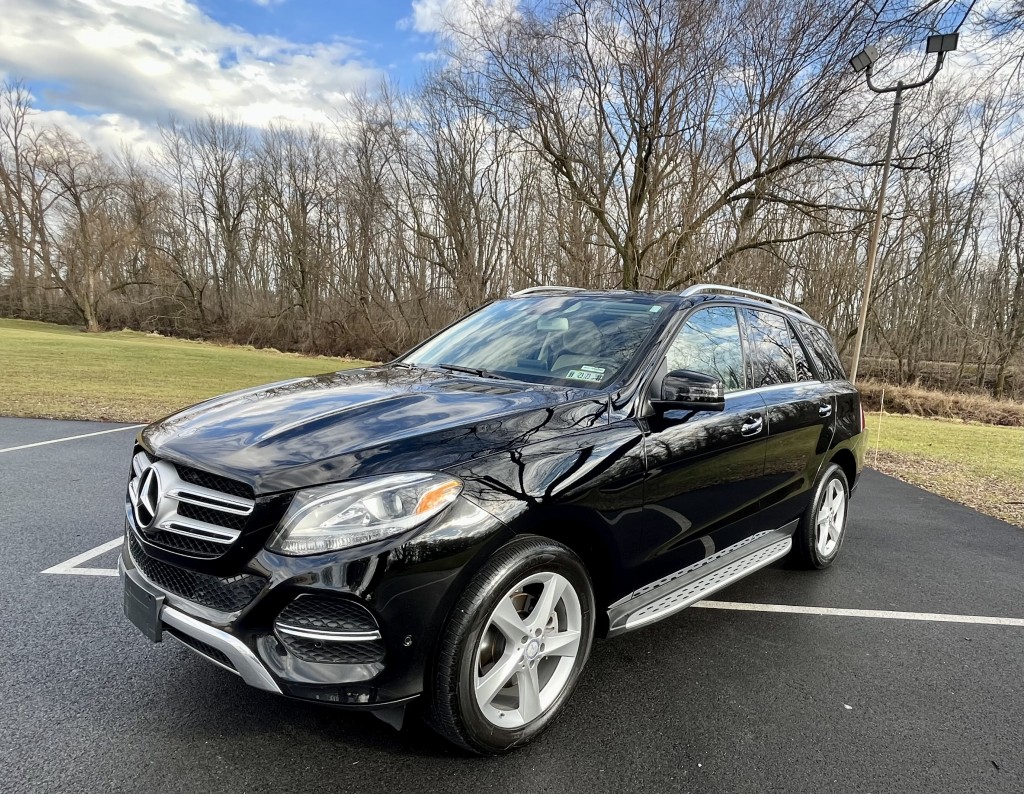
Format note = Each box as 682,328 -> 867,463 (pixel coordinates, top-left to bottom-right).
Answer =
786,319 -> 816,381
798,323 -> 847,381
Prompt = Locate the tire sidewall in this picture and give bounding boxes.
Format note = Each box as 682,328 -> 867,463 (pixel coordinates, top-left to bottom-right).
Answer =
451,541 -> 595,753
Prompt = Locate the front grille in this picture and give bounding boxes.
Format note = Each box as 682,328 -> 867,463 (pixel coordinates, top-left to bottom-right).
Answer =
177,502 -> 248,532
128,531 -> 265,612
279,635 -> 385,665
167,627 -> 235,671
126,447 -> 256,557
276,595 -> 378,634
176,464 -> 254,500
146,530 -> 224,559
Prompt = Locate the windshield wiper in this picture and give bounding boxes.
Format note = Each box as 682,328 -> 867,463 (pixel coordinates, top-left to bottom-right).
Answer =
436,363 -> 508,380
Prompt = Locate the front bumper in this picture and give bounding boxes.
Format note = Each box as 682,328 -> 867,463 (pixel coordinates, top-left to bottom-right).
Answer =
121,557 -> 283,694
119,495 -> 511,708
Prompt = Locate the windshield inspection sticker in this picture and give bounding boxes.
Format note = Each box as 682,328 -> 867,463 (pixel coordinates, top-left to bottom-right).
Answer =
566,369 -> 604,382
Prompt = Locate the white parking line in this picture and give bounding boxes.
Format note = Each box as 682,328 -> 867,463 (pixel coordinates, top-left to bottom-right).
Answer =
35,550 -> 1024,627
696,599 -> 1024,627
41,537 -> 122,577
0,424 -> 143,454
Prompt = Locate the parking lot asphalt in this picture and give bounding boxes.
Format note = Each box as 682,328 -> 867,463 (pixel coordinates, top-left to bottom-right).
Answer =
1,416 -> 1021,793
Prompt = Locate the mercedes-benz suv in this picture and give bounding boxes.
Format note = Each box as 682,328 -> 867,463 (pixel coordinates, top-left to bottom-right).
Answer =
120,284 -> 866,753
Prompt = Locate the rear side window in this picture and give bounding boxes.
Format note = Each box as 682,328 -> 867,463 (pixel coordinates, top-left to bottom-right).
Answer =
798,323 -> 847,381
788,320 -> 816,382
744,309 -> 796,387
667,306 -> 746,391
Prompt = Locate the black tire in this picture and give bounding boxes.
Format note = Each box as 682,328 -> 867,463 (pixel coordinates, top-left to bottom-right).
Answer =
791,462 -> 850,569
425,536 -> 595,754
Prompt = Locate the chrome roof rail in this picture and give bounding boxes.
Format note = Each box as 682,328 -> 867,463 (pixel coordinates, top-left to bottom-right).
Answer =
511,285 -> 586,296
679,283 -> 809,317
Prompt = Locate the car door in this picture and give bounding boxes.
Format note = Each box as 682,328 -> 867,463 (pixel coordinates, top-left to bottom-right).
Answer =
639,305 -> 770,584
741,308 -> 836,530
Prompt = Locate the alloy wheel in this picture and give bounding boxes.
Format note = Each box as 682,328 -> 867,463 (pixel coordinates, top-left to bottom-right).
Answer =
473,571 -> 583,728
815,478 -> 847,557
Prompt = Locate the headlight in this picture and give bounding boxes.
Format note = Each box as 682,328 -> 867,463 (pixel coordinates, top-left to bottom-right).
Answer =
266,472 -> 463,556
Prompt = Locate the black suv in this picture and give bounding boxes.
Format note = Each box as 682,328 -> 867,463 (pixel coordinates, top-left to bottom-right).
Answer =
121,284 -> 865,753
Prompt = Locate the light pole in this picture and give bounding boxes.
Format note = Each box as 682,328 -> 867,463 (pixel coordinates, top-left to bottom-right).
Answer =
847,33 -> 959,384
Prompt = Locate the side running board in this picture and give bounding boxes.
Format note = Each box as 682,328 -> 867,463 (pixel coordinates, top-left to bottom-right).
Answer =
606,527 -> 794,637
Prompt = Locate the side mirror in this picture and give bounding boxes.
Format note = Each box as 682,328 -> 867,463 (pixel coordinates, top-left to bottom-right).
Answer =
654,369 -> 725,412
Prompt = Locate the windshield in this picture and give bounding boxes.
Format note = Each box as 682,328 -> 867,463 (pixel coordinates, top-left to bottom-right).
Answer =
399,295 -> 669,387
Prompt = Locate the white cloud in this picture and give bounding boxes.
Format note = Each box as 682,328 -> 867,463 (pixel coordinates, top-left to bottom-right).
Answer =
405,0 -> 518,36
0,0 -> 382,152
32,108 -> 165,157
402,0 -> 519,65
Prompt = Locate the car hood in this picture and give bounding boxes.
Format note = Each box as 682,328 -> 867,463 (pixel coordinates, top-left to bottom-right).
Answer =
141,366 -> 609,493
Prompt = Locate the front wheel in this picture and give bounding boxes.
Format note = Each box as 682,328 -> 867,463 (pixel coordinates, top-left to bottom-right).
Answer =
792,463 -> 850,569
426,536 -> 595,754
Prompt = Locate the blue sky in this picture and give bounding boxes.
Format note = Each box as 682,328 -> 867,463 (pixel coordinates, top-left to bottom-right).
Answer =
196,1 -> 433,84
0,0 -> 473,151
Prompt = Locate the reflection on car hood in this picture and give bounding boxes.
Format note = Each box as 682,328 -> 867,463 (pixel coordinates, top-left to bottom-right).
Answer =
142,366 -> 608,493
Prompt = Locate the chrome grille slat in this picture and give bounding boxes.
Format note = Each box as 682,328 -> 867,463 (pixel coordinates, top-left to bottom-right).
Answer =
132,451 -> 150,476
167,485 -> 253,515
160,518 -> 238,543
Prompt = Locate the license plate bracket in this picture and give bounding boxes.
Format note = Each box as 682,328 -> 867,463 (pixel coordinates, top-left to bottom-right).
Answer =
123,573 -> 164,643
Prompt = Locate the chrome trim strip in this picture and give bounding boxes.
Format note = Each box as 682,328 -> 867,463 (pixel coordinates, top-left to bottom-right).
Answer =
160,607 -> 282,694
680,283 -> 809,317
166,632 -> 239,677
511,285 -> 585,296
275,625 -> 382,643
167,485 -> 254,515
725,381 -> 822,400
132,451 -> 150,476
157,517 -> 238,542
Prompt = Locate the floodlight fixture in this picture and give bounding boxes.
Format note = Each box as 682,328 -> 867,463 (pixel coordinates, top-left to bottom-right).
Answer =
846,32 -> 959,383
926,32 -> 959,54
849,45 -> 879,74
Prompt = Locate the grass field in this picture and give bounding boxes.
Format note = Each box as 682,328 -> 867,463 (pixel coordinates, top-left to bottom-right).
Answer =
0,318 -> 373,423
2,318 -> 1021,527
865,413 -> 1024,527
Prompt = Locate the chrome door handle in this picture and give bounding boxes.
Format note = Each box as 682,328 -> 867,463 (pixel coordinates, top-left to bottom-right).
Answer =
818,402 -> 833,418
740,415 -> 763,436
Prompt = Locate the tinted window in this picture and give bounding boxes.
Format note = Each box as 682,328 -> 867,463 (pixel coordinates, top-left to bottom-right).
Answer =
667,306 -> 745,391
789,320 -> 815,382
798,323 -> 847,381
745,309 -> 796,387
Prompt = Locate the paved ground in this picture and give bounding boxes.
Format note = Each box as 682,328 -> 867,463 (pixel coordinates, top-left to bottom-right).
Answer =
0,416 -> 1021,793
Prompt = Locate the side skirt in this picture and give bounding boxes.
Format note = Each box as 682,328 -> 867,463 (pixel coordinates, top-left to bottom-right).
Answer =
606,521 -> 797,637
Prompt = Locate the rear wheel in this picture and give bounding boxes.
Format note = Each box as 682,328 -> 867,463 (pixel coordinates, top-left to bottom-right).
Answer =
792,463 -> 850,569
426,536 -> 595,754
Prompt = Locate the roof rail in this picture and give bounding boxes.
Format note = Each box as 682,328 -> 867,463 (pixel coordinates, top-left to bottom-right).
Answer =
511,285 -> 585,296
679,283 -> 809,317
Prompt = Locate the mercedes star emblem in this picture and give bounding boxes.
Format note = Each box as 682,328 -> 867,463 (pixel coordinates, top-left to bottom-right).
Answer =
134,465 -> 161,528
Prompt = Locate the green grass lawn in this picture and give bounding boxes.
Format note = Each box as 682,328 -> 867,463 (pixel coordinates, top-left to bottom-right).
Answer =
0,318 -> 373,423
2,318 -> 1021,526
866,413 -> 1024,527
